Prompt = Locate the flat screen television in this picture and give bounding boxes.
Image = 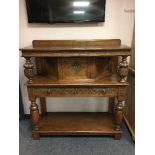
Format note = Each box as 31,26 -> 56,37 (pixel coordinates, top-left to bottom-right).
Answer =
25,0 -> 106,23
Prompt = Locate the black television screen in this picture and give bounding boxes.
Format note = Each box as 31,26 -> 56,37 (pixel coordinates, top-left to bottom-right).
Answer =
25,0 -> 106,23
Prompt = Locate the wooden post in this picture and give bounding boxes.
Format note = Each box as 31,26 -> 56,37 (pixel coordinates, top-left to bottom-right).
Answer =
114,87 -> 126,140
108,97 -> 115,113
30,98 -> 40,140
40,97 -> 47,115
114,100 -> 123,131
28,87 -> 40,140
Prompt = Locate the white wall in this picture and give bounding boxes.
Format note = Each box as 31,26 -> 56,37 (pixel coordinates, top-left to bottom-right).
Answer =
19,0 -> 135,114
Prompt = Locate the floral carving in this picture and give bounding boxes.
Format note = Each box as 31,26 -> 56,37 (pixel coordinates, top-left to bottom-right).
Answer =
35,87 -> 117,97
71,61 -> 84,73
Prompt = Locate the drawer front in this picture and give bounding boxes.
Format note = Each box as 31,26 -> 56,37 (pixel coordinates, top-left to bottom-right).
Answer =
34,87 -> 118,97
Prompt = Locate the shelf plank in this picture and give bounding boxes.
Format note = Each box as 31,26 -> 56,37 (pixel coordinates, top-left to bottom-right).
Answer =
21,50 -> 130,57
20,45 -> 130,52
35,112 -> 121,135
26,74 -> 129,87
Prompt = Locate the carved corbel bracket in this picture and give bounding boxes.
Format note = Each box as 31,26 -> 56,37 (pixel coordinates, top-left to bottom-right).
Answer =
23,57 -> 34,83
118,56 -> 129,83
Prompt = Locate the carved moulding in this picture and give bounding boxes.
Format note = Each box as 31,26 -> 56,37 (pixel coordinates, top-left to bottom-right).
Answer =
34,87 -> 118,97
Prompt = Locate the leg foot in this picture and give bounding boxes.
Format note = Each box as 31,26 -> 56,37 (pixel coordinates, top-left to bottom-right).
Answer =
32,133 -> 40,140
114,133 -> 122,140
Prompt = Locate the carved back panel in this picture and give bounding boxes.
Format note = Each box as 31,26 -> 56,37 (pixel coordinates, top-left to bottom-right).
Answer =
35,57 -> 118,81
33,39 -> 121,48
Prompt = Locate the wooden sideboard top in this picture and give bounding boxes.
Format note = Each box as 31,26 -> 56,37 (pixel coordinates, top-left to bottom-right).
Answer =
20,39 -> 131,57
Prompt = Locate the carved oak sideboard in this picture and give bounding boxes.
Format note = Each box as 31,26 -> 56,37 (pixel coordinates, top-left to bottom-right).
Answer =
20,39 -> 130,140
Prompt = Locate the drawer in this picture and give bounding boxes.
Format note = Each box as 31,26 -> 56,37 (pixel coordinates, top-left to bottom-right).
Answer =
34,87 -> 118,97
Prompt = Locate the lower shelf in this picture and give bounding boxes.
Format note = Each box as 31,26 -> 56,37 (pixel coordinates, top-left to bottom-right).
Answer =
34,112 -> 122,139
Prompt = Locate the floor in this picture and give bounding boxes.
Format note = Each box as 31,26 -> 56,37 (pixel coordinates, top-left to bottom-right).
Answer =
19,118 -> 135,155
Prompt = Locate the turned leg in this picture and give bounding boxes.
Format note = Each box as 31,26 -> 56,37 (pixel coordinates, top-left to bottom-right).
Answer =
30,98 -> 40,140
23,57 -> 34,84
40,97 -> 47,115
118,56 -> 129,83
114,100 -> 123,131
114,87 -> 126,140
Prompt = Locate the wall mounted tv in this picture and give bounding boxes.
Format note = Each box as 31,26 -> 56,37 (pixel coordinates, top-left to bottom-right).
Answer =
25,0 -> 106,23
